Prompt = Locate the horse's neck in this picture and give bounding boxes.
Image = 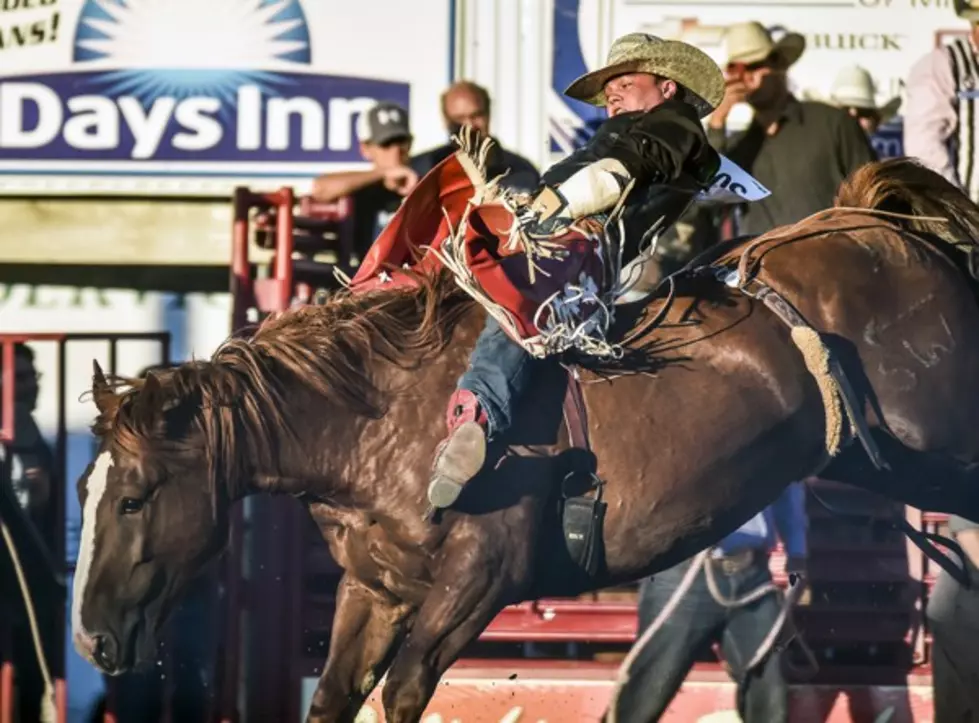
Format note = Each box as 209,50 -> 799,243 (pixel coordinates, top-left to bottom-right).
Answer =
229,386 -> 351,500
307,311 -> 481,509
241,301 -> 481,510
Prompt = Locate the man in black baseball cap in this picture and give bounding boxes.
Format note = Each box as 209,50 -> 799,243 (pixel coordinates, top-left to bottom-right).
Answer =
356,101 -> 413,147
312,101 -> 419,259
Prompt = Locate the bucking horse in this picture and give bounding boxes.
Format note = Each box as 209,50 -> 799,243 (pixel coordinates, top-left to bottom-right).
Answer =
71,157 -> 979,723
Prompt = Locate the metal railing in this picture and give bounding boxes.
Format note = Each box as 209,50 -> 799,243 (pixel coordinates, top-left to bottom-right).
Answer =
231,186 -> 295,331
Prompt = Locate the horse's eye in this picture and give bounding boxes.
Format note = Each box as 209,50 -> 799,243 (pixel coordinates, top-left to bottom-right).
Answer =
119,497 -> 144,515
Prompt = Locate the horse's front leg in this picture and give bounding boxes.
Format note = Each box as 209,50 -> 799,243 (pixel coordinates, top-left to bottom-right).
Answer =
380,526 -> 513,722
305,573 -> 412,723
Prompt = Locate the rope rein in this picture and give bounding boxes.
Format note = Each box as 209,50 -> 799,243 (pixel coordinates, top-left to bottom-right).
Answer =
0,516 -> 56,722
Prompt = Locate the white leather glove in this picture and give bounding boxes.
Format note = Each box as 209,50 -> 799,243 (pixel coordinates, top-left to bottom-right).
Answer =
521,158 -> 632,237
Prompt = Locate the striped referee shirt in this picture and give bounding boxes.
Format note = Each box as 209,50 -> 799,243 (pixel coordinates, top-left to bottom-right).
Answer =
905,35 -> 979,201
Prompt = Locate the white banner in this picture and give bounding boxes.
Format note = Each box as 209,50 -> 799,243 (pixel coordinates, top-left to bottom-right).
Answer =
610,0 -> 969,125
0,0 -> 453,196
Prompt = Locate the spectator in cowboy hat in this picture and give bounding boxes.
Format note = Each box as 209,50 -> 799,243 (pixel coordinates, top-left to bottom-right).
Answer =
828,66 -> 901,137
904,0 -> 979,200
706,21 -> 876,236
723,21 -> 806,81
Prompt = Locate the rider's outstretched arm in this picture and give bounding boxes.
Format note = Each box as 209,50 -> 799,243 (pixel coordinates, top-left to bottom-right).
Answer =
526,100 -> 719,235
601,99 -> 720,186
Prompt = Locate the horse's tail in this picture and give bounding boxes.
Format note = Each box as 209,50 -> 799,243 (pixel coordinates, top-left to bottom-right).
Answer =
834,158 -> 979,256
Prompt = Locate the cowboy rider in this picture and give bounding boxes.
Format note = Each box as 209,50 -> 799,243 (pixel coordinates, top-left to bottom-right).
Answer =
427,33 -> 727,510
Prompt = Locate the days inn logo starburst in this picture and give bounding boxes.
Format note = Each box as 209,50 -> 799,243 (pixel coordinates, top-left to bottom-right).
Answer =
73,0 -> 311,66
72,0 -> 311,103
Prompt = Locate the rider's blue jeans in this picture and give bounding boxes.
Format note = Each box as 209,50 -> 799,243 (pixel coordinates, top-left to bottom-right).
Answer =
457,315 -> 535,439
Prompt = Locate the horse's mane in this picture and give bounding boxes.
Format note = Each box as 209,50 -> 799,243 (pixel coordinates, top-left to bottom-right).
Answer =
217,270 -> 472,417
92,272 -> 473,480
835,158 -> 979,256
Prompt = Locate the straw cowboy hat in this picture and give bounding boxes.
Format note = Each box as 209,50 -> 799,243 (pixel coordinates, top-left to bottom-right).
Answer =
955,0 -> 979,20
829,65 -> 901,121
564,32 -> 725,118
724,21 -> 806,68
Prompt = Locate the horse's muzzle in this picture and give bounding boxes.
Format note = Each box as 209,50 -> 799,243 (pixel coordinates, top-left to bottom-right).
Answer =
92,633 -> 116,672
74,629 -> 124,675
73,629 -> 96,661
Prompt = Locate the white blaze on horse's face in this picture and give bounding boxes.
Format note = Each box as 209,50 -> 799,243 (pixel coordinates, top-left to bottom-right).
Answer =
71,450 -> 113,656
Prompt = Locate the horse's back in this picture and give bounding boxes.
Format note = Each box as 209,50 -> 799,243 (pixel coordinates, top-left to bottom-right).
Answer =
567,274 -> 825,583
731,211 -> 979,457
567,212 -> 979,583
448,209 -> 979,596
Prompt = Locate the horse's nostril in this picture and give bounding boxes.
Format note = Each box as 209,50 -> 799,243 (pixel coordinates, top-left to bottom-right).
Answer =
92,633 -> 115,671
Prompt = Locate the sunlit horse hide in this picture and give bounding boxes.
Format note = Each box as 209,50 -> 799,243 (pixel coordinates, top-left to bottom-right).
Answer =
70,157 -> 979,723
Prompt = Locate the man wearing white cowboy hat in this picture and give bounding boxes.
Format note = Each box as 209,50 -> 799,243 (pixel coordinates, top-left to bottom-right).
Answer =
905,0 -> 979,201
427,32 -> 732,510
829,65 -> 901,137
706,21 -> 875,237
721,21 -> 806,83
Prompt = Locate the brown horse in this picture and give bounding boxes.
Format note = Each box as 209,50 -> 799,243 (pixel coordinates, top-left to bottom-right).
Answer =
72,159 -> 979,723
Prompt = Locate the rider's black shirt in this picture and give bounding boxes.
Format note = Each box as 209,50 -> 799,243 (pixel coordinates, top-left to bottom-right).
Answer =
543,99 -> 720,188
544,99 -> 721,260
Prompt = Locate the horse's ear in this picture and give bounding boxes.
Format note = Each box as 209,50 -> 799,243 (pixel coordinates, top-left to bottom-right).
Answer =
138,372 -> 162,410
136,371 -> 179,421
92,360 -> 113,414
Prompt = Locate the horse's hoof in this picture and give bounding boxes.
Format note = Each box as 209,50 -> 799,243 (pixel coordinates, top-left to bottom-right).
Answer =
427,421 -> 487,508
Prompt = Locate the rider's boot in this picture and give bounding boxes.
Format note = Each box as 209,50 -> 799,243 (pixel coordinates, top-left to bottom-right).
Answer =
427,389 -> 489,509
